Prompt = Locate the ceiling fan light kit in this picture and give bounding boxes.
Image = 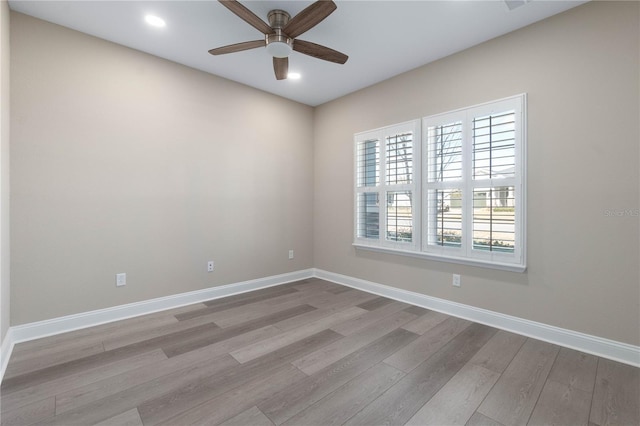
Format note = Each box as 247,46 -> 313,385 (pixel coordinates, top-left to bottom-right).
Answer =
209,0 -> 348,80
265,36 -> 293,58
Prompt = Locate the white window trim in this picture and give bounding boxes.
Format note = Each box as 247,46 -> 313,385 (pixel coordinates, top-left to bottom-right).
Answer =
353,94 -> 527,272
354,120 -> 421,251
352,243 -> 527,273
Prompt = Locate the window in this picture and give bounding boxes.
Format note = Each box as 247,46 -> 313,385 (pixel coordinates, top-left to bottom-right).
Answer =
354,95 -> 526,272
354,121 -> 421,250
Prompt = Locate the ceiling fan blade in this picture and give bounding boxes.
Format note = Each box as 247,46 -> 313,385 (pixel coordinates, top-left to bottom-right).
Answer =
208,40 -> 265,55
218,0 -> 273,35
273,57 -> 289,80
293,39 -> 348,64
282,0 -> 337,39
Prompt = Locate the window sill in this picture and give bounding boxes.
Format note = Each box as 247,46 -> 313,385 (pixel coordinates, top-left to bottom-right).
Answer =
352,243 -> 527,273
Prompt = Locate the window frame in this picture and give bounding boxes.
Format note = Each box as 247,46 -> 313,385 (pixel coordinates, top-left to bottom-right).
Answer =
353,120 -> 421,252
353,94 -> 527,272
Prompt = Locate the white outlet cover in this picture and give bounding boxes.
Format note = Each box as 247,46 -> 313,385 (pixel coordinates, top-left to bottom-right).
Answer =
453,274 -> 461,287
116,273 -> 126,287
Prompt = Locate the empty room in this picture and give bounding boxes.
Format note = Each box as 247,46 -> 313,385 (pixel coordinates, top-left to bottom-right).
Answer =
0,0 -> 638,425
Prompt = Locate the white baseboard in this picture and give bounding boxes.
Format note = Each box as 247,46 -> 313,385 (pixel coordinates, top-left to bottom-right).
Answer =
0,328 -> 15,381
313,268 -> 640,368
2,266 -> 637,383
0,268 -> 313,381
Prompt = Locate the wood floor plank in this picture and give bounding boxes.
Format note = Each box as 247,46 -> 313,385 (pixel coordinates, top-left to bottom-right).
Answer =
229,306 -> 366,363
180,286 -> 300,320
3,341 -> 105,379
161,305 -> 316,358
0,349 -> 167,412
258,328 -> 419,425
208,289 -> 328,328
292,310 -> 417,375
272,305 -> 354,333
9,305 -> 199,356
466,411 -> 506,426
344,323 -> 497,426
405,364 -> 500,426
293,291 -> 340,309
137,330 -> 343,425
306,289 -> 378,310
157,363 -> 306,426
8,338 -> 104,366
468,329 -> 527,374
93,408 -> 143,426
101,312 -> 222,351
523,347 -> 596,426
527,379 -> 592,426
54,346 -> 231,414
356,296 -> 395,311
590,358 -> 640,426
0,396 -> 55,426
403,305 -> 430,316
477,338 -> 560,426
401,309 -> 449,335
54,324 -> 283,414
2,320 -> 224,394
547,347 -> 598,393
205,284 -> 300,305
385,316 -> 472,372
282,363 -> 405,426
39,355 -> 239,425
163,324 -> 282,361
330,301 -> 411,336
165,322 -> 278,359
221,406 -> 275,426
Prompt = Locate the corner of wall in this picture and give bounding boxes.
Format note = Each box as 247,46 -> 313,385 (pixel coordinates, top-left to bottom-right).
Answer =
0,0 -> 11,352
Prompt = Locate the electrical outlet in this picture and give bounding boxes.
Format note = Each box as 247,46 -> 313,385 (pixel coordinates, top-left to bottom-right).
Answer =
288,250 -> 294,260
207,261 -> 214,272
116,273 -> 126,287
453,274 -> 461,287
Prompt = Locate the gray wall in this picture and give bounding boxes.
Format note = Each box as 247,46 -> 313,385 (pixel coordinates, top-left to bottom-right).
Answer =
313,1 -> 640,346
8,2 -> 640,347
10,13 -> 314,325
1,0 -> 10,343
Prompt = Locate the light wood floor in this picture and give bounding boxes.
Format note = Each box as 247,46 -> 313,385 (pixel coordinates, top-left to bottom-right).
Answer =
1,278 -> 638,426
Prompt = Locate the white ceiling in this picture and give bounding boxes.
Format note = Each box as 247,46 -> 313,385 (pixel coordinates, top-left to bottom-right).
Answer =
9,0 -> 586,106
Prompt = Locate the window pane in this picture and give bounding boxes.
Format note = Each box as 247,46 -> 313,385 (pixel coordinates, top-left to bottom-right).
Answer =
357,192 -> 379,239
357,139 -> 379,187
472,187 -> 515,252
386,191 -> 412,242
386,133 -> 413,185
473,111 -> 516,179
427,189 -> 462,247
427,121 -> 462,182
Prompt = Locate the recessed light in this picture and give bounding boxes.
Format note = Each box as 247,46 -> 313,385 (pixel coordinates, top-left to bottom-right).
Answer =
288,72 -> 301,80
145,15 -> 166,28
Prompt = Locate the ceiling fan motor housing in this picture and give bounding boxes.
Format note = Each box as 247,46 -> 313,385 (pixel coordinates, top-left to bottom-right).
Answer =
266,10 -> 293,58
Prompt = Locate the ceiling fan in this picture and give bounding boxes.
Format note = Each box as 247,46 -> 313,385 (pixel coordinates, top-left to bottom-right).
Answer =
209,0 -> 349,80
